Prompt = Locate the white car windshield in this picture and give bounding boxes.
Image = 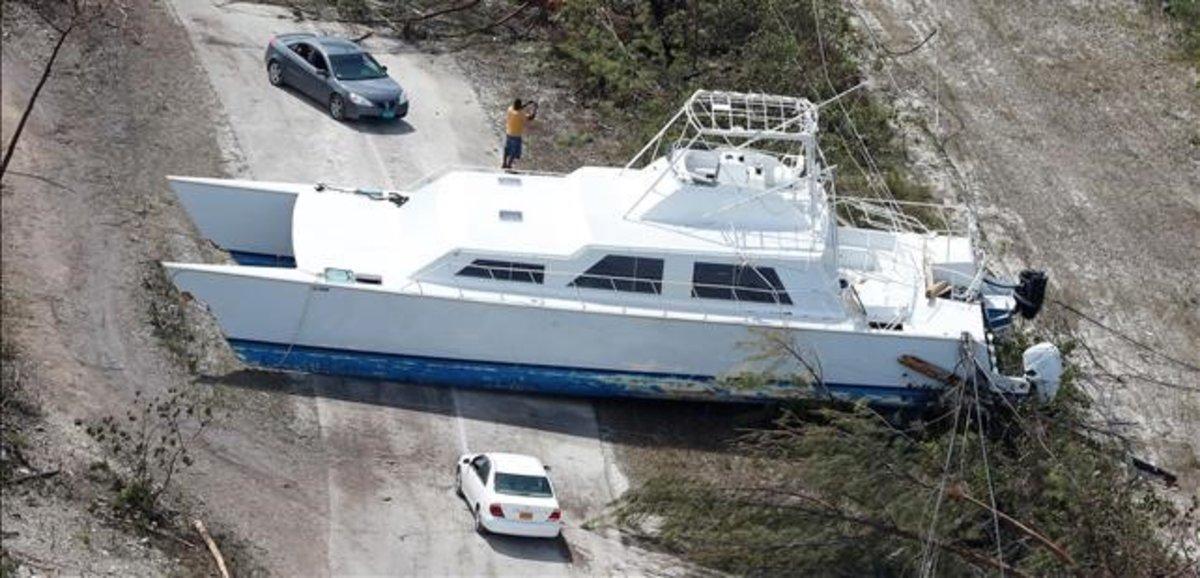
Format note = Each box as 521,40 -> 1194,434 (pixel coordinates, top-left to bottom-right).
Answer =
494,473 -> 553,498
331,53 -> 386,81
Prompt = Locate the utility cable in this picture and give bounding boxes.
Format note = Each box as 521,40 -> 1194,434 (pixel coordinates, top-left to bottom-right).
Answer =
919,374 -> 966,577
971,359 -> 1005,576
1050,299 -> 1200,374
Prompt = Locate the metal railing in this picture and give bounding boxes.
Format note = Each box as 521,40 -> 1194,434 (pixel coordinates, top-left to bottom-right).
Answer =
833,196 -> 975,237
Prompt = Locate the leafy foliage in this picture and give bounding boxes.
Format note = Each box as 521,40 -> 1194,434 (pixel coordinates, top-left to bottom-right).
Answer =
83,388 -> 214,522
0,337 -> 38,483
1161,0 -> 1200,66
614,343 -> 1198,576
551,0 -> 926,201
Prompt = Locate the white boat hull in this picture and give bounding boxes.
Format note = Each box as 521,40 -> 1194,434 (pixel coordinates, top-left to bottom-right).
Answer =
170,176 -> 301,265
166,263 -> 982,404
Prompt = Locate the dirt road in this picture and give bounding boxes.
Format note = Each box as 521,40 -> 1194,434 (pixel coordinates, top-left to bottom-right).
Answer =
2,0 -> 688,573
856,0 -> 1200,485
166,0 -> 680,575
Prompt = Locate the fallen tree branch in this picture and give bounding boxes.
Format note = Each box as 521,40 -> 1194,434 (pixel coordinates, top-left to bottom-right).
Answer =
405,0 -> 481,25
193,519 -> 230,578
3,469 -> 60,486
1,16 -> 77,181
442,0 -> 536,38
947,482 -> 1076,567
729,486 -> 1033,577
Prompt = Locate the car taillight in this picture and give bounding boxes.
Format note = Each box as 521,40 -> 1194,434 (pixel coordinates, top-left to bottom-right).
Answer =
488,504 -> 504,518
548,509 -> 562,521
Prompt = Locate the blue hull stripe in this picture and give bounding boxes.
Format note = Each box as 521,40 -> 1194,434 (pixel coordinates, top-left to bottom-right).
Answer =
228,339 -> 937,404
228,251 -> 296,268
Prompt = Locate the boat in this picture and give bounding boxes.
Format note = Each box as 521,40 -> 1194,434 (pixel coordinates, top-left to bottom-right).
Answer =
164,90 -> 1061,405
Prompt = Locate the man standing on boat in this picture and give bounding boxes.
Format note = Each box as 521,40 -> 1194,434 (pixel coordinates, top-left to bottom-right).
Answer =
502,99 -> 538,170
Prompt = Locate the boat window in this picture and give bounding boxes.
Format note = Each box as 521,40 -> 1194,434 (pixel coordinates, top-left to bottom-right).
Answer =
691,263 -> 793,305
456,259 -> 545,284
569,255 -> 663,294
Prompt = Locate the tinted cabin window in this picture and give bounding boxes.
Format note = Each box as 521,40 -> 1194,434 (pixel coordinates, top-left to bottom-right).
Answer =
457,259 -> 545,284
692,263 -> 793,305
570,255 -> 664,294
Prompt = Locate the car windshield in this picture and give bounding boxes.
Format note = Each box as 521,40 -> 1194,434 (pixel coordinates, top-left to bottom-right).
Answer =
330,53 -> 386,81
493,473 -> 553,498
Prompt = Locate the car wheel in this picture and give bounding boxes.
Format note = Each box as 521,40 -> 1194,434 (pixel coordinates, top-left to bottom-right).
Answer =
455,469 -> 464,498
329,94 -> 346,121
474,505 -> 488,535
267,60 -> 283,87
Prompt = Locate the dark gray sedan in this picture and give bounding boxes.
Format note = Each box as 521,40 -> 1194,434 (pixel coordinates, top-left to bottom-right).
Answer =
264,33 -> 408,121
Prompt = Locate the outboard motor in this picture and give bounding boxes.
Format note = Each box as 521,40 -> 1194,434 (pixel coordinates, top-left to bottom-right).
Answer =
1023,342 -> 1063,403
1013,269 -> 1048,319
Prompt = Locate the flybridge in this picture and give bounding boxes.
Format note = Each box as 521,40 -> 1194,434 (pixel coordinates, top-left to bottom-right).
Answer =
624,91 -> 825,232
162,89 -> 1059,405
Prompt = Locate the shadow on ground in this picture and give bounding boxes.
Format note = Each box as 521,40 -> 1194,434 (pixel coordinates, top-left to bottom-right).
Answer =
483,533 -> 574,564
199,368 -> 773,450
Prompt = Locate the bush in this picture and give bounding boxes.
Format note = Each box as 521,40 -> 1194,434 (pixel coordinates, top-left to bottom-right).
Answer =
551,0 -> 928,203
1161,0 -> 1200,66
83,388 -> 214,523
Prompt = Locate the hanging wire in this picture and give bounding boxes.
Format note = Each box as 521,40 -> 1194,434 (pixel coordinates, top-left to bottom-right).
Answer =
970,346 -> 1006,575
918,366 -> 967,577
807,0 -> 908,216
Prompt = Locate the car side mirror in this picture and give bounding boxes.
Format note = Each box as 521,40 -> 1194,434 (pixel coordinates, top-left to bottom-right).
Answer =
461,458 -> 470,464
543,465 -> 551,472
380,65 -> 388,72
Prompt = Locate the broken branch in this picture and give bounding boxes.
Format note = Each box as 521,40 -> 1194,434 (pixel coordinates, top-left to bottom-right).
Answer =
193,520 -> 230,578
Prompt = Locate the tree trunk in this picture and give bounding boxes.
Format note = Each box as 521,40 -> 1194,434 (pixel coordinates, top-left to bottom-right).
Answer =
1,20 -> 75,182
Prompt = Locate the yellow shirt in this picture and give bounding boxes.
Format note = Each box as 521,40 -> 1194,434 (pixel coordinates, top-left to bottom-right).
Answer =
506,107 -> 527,137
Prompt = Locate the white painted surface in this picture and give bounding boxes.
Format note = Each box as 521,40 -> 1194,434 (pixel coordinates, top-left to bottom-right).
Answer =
166,262 -> 978,391
170,176 -> 302,256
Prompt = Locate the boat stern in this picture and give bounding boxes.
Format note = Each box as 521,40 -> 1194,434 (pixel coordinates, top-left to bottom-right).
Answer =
169,176 -> 306,267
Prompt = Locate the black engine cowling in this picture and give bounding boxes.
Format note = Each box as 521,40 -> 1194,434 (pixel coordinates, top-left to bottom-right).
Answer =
1013,269 -> 1047,319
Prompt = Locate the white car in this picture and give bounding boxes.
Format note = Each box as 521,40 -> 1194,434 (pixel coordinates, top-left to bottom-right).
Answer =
455,452 -> 563,538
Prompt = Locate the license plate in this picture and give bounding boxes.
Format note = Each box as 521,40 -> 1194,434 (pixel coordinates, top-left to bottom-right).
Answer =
518,512 -> 533,521
382,110 -> 395,119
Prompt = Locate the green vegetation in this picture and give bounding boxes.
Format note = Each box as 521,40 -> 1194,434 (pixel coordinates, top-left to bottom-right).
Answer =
1160,0 -> 1200,66
551,0 -> 925,203
612,334 -> 1198,576
146,265 -> 201,373
0,337 -> 38,484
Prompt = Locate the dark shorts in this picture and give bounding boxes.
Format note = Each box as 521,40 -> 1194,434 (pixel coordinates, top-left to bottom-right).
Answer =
504,135 -> 523,159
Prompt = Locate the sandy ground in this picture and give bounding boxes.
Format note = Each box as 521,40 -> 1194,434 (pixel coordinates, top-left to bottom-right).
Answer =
1,0 -> 233,573
2,0 -> 696,575
854,0 -> 1200,486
